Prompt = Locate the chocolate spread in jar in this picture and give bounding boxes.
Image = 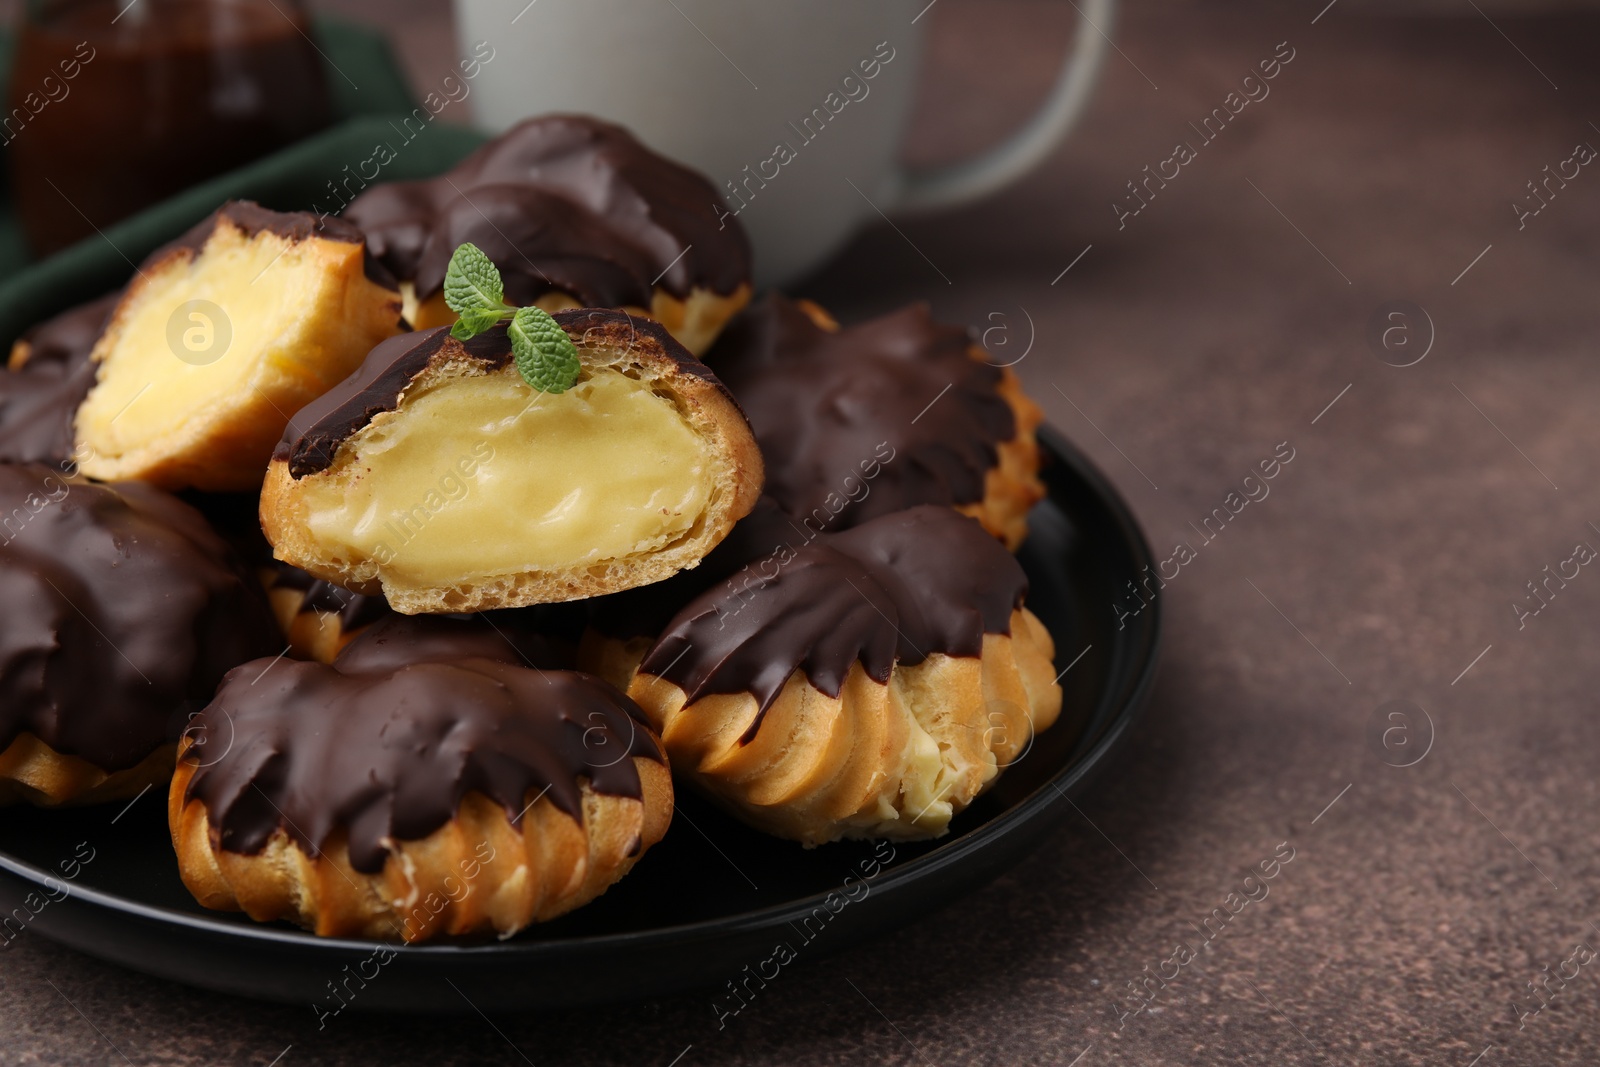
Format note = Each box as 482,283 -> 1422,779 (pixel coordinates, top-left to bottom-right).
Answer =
7,0 -> 332,255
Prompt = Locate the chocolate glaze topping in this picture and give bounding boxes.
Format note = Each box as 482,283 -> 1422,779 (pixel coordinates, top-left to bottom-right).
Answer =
587,496 -> 803,641
709,294 -> 1016,530
274,309 -> 730,478
0,464 -> 281,770
638,505 -> 1027,724
332,611 -> 566,675
343,114 -> 749,307
0,294 -> 119,465
183,659 -> 663,872
155,200 -> 397,289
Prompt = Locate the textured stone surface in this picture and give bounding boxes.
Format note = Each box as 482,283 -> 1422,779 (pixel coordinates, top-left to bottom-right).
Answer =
5,1 -> 1600,1064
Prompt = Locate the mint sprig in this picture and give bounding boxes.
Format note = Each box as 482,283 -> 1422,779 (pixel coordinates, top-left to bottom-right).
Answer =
441,243 -> 581,393
443,242 -> 506,324
510,306 -> 582,394
451,305 -> 507,340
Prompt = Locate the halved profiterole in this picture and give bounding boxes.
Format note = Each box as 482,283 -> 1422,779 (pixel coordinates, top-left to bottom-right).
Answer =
261,243 -> 764,612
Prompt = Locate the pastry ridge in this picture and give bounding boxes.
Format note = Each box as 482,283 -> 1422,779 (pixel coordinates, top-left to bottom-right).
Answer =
407,282 -> 752,359
0,735 -> 176,809
170,757 -> 671,940
623,609 -> 1059,844
960,364 -> 1046,549
169,655 -> 672,941
590,504 -> 1064,844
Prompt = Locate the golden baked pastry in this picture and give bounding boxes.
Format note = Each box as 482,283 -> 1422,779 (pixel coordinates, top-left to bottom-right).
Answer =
261,309 -> 764,613
74,201 -> 403,490
0,463 -> 281,807
709,294 -> 1045,549
344,114 -> 752,355
260,561 -> 389,664
0,737 -> 176,809
591,504 -> 1062,845
170,650 -> 671,941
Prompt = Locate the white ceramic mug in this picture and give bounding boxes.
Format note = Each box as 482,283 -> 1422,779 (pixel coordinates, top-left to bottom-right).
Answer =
453,0 -> 1114,285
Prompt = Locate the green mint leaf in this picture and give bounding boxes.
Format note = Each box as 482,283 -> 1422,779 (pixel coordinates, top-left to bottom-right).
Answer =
442,242 -> 506,326
450,306 -> 506,340
509,305 -> 581,394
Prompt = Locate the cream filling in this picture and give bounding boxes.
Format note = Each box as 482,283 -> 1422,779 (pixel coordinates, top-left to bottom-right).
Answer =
299,369 -> 713,583
895,725 -> 950,829
78,235 -> 323,452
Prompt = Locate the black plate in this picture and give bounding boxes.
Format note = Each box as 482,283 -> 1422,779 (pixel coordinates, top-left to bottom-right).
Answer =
0,427 -> 1159,1011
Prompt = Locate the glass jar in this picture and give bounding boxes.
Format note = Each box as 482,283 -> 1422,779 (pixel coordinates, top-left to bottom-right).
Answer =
7,0 -> 333,255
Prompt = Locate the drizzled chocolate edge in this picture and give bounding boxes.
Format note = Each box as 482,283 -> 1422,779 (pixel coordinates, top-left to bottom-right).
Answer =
0,464 -> 282,770
343,114 -> 750,305
0,292 -> 119,465
636,504 -> 1030,731
155,199 -> 398,291
182,658 -> 664,873
11,292 -> 119,370
275,308 -> 732,479
710,293 -> 1017,526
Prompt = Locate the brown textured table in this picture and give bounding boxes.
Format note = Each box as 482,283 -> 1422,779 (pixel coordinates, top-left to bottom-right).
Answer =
7,2 -> 1600,1064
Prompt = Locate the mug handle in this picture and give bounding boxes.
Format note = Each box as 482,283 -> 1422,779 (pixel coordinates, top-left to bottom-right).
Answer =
886,0 -> 1116,212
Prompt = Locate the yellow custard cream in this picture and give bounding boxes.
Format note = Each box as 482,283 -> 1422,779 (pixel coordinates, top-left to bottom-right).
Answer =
80,234 -> 322,450
300,369 -> 713,582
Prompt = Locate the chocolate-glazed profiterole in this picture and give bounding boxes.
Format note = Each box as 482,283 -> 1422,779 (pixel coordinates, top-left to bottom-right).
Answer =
0,463 -> 281,807
181,496 -> 379,664
710,294 -> 1046,549
0,294 -> 118,465
170,657 -> 671,940
607,505 -> 1062,844
75,200 -> 402,491
262,310 -> 764,613
343,114 -> 752,354
261,561 -> 390,663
